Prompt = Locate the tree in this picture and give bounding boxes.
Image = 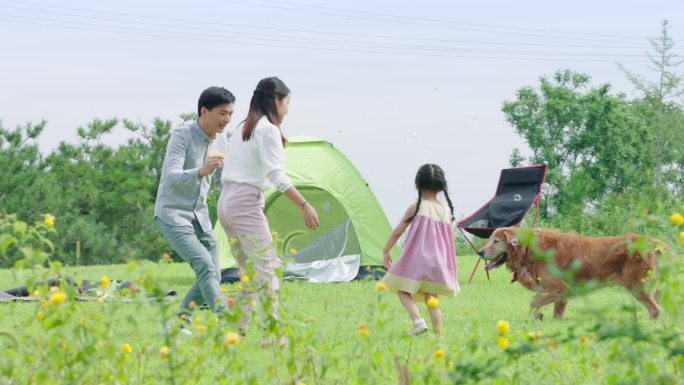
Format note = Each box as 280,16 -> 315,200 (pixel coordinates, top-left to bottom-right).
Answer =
502,70 -> 653,218
619,19 -> 684,186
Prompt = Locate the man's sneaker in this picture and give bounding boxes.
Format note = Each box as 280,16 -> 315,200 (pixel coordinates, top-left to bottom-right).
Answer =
411,319 -> 428,336
163,321 -> 193,336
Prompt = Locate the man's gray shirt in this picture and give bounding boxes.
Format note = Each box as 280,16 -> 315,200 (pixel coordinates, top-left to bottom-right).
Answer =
154,121 -> 227,232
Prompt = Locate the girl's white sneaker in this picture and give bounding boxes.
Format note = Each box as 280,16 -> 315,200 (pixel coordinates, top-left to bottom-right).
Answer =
411,319 -> 428,335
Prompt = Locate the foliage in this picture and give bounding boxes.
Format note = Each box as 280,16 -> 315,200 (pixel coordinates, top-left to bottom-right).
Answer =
620,19 -> 684,186
0,210 -> 682,384
0,116 -> 190,266
502,23 -> 683,224
502,70 -> 660,218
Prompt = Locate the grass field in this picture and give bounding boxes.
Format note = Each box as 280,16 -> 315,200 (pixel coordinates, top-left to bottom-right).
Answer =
0,255 -> 678,384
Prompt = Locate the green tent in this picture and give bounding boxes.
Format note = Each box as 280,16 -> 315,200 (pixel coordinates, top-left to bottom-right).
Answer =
215,135 -> 400,282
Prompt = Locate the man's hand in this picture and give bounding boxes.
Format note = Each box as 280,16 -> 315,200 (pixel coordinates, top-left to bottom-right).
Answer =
199,153 -> 224,177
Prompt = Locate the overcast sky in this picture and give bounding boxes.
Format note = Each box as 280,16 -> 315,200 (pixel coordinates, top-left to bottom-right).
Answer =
1,0 -> 683,223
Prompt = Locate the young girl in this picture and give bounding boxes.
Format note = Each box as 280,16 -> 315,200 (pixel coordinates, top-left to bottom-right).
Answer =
382,164 -> 460,337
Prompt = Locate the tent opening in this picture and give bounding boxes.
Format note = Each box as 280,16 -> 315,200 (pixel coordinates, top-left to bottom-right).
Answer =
266,187 -> 361,282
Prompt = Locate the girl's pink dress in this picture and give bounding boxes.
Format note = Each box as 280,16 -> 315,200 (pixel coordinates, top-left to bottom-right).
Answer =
382,200 -> 460,297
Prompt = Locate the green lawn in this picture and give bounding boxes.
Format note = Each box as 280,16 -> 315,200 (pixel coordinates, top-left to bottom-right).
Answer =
0,255 -> 675,384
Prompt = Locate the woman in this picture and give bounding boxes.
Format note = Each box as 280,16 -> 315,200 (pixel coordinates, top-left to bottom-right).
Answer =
218,77 -> 319,340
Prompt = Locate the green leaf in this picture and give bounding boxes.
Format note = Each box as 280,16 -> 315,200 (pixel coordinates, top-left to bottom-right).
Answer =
0,234 -> 16,253
13,221 -> 27,236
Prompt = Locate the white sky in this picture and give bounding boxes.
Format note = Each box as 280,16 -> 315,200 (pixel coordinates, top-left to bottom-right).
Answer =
1,0 -> 683,223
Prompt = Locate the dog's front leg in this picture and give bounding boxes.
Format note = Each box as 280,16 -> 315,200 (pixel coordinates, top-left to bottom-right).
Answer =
530,291 -> 563,320
553,300 -> 568,319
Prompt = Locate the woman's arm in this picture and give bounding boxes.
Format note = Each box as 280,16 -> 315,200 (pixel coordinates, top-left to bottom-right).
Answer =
282,187 -> 319,231
257,123 -> 319,230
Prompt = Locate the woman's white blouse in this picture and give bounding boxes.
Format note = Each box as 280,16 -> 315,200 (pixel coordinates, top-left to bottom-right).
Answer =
221,115 -> 293,192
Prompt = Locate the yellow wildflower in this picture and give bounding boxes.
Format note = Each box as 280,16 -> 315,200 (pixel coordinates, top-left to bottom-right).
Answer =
60,340 -> 68,349
197,325 -> 207,333
496,320 -> 510,335
289,248 -> 298,255
671,213 -> 684,226
447,360 -> 454,368
220,287 -> 229,294
307,316 -> 316,323
234,283 -> 243,291
43,213 -> 55,227
193,316 -> 202,325
49,291 -> 67,304
527,331 -> 544,340
546,338 -> 559,349
579,335 -> 589,344
101,276 -> 110,288
434,348 -> 446,359
240,275 -> 250,283
36,312 -> 44,321
358,323 -> 369,337
121,343 -> 132,354
159,346 -> 171,359
679,231 -> 684,246
497,336 -> 509,349
223,332 -> 241,346
427,297 -> 439,308
375,281 -> 387,291
271,231 -> 279,237
41,300 -> 49,308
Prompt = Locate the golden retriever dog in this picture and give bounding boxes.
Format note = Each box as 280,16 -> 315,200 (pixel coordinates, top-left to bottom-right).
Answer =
479,226 -> 662,320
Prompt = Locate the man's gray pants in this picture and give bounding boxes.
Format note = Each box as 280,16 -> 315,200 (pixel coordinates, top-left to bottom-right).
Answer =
156,217 -> 226,314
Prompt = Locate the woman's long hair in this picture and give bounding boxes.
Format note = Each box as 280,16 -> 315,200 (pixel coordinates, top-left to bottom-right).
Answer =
242,76 -> 289,146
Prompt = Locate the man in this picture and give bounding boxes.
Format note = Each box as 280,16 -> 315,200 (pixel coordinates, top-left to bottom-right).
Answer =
155,86 -> 234,318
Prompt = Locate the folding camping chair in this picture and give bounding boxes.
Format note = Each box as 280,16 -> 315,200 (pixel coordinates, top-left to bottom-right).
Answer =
457,165 -> 548,282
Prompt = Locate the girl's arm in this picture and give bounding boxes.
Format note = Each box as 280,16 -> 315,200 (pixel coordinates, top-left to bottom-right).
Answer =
383,203 -> 416,268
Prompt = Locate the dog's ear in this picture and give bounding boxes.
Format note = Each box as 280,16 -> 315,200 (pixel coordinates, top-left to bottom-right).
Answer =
504,228 -> 519,246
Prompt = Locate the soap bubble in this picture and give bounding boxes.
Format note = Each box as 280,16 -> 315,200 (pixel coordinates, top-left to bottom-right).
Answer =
513,105 -> 530,117
513,194 -> 522,202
